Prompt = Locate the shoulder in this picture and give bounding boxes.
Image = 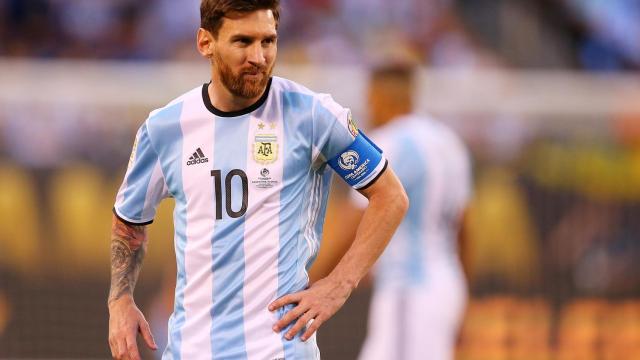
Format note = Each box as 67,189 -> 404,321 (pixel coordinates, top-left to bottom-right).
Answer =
271,76 -> 315,96
399,114 -> 465,149
419,117 -> 471,172
147,85 -> 202,122
427,118 -> 468,156
374,114 -> 468,155
370,114 -> 423,145
272,76 -> 347,115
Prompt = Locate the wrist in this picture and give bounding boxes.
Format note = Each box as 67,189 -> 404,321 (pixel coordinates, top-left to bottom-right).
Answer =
327,272 -> 359,293
107,293 -> 134,310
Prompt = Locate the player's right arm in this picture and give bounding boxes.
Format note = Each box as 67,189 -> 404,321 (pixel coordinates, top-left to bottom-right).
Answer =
108,215 -> 157,360
109,120 -> 167,360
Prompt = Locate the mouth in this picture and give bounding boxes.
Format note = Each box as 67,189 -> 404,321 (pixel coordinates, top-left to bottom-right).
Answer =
242,72 -> 264,81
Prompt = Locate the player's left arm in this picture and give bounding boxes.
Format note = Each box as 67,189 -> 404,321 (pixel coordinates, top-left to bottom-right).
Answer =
269,166 -> 408,341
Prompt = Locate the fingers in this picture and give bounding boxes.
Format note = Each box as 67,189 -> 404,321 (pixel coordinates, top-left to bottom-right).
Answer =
139,318 -> 158,350
109,325 -> 129,359
270,285 -> 341,343
125,334 -> 142,360
284,310 -> 317,341
108,336 -> 117,359
110,326 -> 153,360
268,292 -> 302,312
301,314 -> 326,342
114,336 -> 128,359
273,301 -> 307,332
109,301 -> 154,359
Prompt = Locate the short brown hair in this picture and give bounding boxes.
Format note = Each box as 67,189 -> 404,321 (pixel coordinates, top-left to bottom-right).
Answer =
200,0 -> 280,36
371,64 -> 414,85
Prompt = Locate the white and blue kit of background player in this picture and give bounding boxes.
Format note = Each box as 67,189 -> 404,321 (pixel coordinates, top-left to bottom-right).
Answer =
113,76 -> 387,360
356,115 -> 471,360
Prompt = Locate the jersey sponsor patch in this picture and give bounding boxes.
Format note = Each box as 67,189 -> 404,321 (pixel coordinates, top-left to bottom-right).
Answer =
328,131 -> 384,188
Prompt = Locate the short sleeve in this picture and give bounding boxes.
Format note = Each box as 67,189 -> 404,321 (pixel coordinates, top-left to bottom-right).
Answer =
312,94 -> 387,189
113,121 -> 169,225
311,94 -> 358,164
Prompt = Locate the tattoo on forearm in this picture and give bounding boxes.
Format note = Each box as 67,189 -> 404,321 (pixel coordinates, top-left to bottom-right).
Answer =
108,217 -> 147,304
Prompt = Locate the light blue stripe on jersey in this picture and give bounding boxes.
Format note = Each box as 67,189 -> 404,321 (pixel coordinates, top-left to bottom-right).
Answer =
397,134 -> 427,286
144,102 -> 187,360
119,123 -> 156,221
210,116 -> 250,359
279,92 -> 315,359
315,106 -> 353,162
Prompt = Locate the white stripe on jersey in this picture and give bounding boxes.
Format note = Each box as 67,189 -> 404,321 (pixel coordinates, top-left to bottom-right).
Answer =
114,125 -> 141,217
178,93 -> 215,360
311,173 -> 323,256
115,170 -> 130,212
304,172 -> 322,267
142,161 -> 168,221
241,103 -> 286,359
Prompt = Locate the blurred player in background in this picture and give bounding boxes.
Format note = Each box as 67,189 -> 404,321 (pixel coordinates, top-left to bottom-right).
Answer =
354,65 -> 473,360
107,1 -> 408,360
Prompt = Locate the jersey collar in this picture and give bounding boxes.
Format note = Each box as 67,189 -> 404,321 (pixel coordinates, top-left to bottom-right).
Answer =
202,77 -> 272,117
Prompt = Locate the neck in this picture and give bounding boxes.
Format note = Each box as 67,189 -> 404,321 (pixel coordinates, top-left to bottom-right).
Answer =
208,73 -> 263,113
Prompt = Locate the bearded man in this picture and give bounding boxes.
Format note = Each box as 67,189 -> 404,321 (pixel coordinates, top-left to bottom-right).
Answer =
107,1 -> 408,359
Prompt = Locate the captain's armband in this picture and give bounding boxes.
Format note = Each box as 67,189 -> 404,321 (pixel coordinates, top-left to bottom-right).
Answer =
328,131 -> 388,190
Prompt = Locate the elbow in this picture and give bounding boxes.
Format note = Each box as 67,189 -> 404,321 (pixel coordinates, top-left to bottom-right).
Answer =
381,179 -> 408,218
396,187 -> 409,217
367,184 -> 408,217
363,168 -> 409,218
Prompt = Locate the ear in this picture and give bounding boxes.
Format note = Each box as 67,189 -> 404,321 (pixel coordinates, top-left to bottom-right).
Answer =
197,28 -> 215,58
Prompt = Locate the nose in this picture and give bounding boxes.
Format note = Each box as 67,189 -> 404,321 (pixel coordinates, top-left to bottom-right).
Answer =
247,43 -> 266,67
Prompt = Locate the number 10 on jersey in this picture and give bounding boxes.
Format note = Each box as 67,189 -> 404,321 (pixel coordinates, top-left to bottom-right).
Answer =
211,169 -> 248,219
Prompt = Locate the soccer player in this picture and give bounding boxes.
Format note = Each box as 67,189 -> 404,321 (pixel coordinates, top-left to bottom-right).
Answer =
107,1 -> 408,360
355,65 -> 472,360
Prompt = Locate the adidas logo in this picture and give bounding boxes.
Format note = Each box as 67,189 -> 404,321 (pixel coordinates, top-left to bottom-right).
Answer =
187,148 -> 209,166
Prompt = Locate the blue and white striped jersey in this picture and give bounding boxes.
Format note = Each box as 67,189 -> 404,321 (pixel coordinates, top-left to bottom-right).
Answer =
355,115 -> 471,290
114,76 -> 387,360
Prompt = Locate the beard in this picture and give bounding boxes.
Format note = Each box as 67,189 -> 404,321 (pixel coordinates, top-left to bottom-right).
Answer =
213,50 -> 273,99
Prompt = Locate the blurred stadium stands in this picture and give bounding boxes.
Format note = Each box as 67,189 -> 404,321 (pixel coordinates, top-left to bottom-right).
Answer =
1,0 -> 639,359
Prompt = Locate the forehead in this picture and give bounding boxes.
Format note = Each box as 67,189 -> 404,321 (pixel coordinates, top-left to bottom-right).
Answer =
218,9 -> 277,37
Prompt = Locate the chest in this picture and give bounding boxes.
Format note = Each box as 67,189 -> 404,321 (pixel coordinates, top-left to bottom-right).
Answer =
159,116 -> 312,213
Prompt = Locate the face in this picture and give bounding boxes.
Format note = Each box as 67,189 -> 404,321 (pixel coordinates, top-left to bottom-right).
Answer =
368,76 -> 413,127
201,10 -> 278,99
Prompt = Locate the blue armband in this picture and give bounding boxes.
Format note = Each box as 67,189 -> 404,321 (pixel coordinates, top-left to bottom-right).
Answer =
328,131 -> 387,189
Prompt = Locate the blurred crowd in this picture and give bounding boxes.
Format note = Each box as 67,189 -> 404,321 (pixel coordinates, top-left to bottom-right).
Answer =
1,0 -> 640,70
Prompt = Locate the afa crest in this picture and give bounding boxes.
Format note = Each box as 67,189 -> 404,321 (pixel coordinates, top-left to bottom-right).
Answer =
253,134 -> 278,164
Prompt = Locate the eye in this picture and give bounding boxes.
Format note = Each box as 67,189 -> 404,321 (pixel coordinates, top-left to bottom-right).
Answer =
262,37 -> 277,46
234,37 -> 252,46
